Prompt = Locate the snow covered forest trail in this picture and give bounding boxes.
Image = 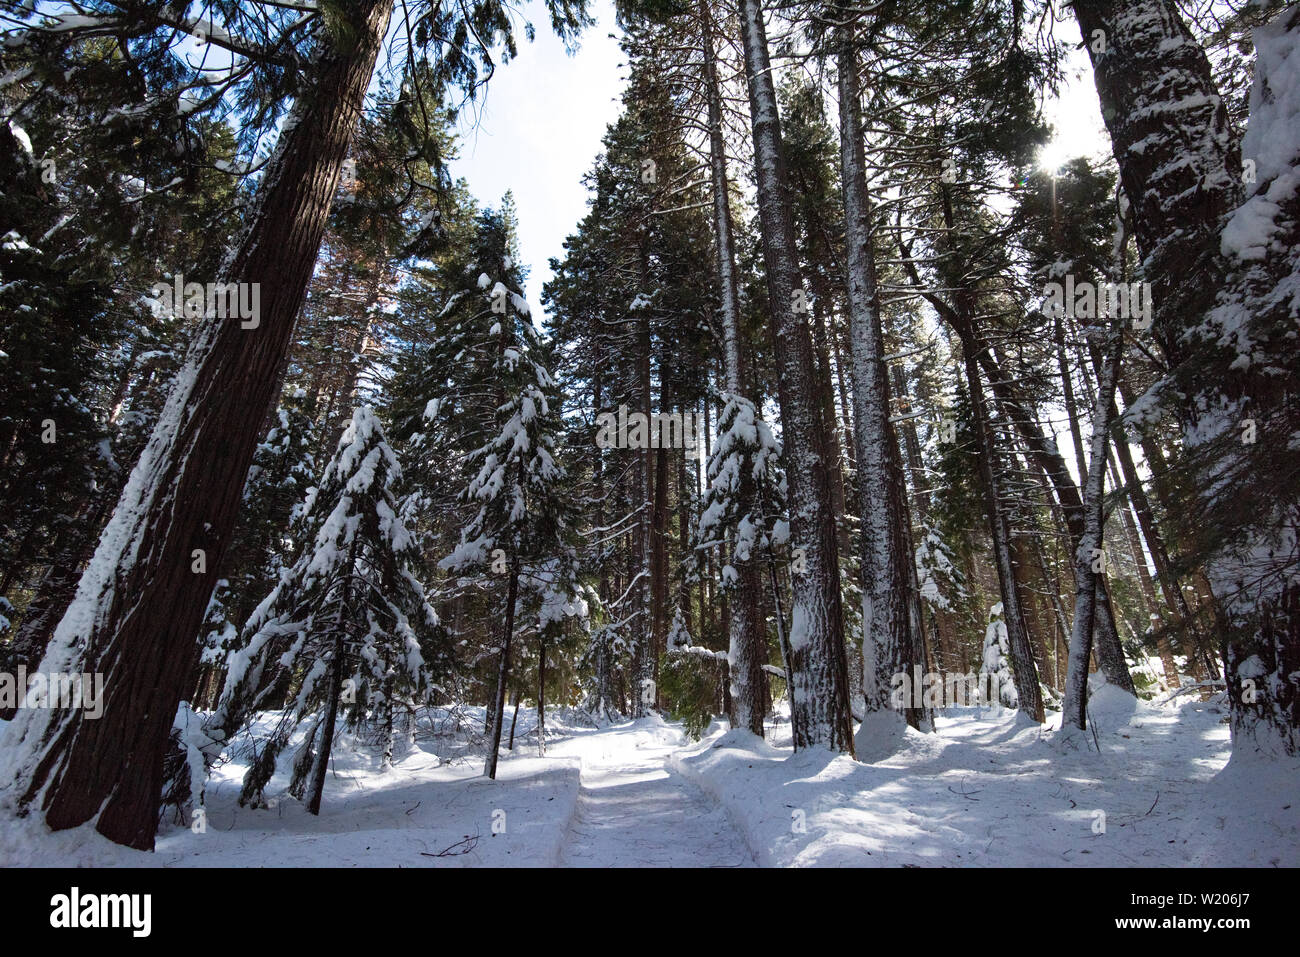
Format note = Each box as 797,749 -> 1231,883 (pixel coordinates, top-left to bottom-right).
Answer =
6,0 -> 1300,876
552,720 -> 755,868
2,697 -> 1296,868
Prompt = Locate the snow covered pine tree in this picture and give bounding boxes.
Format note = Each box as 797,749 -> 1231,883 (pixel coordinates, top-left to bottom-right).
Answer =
197,406 -> 437,815
434,239 -> 578,779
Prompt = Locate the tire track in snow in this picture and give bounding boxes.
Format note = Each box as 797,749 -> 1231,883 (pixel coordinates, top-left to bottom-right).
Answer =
552,721 -> 756,868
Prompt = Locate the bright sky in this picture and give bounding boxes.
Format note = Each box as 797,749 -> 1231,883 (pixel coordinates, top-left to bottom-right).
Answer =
1039,38 -> 1110,173
447,0 -> 627,301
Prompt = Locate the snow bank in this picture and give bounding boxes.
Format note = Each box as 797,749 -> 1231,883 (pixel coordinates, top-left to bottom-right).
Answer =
0,707 -> 582,868
673,696 -> 1298,867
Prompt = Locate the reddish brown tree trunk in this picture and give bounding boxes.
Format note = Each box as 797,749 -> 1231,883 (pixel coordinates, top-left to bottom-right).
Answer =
10,0 -> 396,849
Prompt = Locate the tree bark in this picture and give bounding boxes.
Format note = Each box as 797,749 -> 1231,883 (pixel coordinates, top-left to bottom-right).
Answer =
1062,318 -> 1126,733
304,631 -> 347,815
1108,453 -> 1181,688
7,0 -> 395,850
1069,0 -> 1240,367
485,558 -> 520,779
507,687 -> 522,750
737,0 -> 853,753
537,635 -> 547,757
698,0 -> 765,736
1073,0 -> 1299,753
836,17 -> 924,732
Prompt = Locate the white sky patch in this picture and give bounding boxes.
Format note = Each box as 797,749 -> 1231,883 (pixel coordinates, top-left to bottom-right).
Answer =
1040,39 -> 1111,173
449,0 -> 626,302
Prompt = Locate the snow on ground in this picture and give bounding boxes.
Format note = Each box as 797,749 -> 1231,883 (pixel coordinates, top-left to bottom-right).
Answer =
550,715 -> 754,867
673,687 -> 1299,867
0,707 -> 583,868
1,690 -> 1295,867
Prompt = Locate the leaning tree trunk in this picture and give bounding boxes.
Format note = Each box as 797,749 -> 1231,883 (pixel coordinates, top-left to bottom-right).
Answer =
698,0 -> 765,736
896,209 -> 1087,717
957,319 -> 1045,722
1074,0 -> 1298,755
1,0 -> 396,850
1061,318 -> 1126,734
737,0 -> 854,754
1114,373 -> 1215,666
1109,399 -> 1208,664
977,351 -> 1135,694
836,17 -> 924,734
304,631 -> 348,816
1109,454 -> 1181,688
1069,0 -> 1240,367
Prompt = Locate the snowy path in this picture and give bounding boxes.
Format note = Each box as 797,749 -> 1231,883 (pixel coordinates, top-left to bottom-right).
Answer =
550,720 -> 756,868
7,699 -> 1290,869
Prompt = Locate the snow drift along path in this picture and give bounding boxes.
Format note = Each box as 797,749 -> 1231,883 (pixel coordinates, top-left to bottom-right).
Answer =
551,717 -> 756,868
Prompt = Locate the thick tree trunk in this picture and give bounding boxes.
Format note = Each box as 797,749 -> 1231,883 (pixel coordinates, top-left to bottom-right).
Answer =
836,19 -> 923,734
1193,8 -> 1300,755
1074,0 -> 1298,754
737,0 -> 853,754
1069,0 -> 1240,367
4,0 -> 395,850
